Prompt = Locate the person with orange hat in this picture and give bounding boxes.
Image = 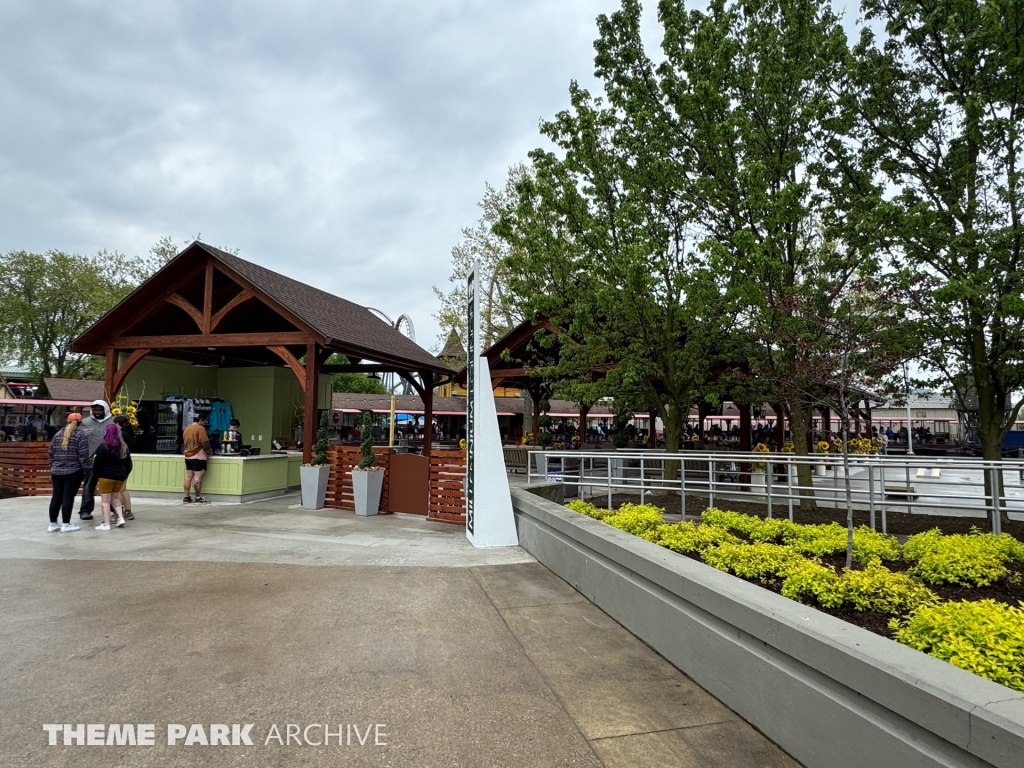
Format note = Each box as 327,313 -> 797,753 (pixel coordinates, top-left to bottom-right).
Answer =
46,413 -> 90,533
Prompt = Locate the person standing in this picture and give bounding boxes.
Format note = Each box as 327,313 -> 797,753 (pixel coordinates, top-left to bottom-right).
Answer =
182,415 -> 212,504
76,400 -> 113,520
91,424 -> 131,530
46,413 -> 90,532
113,415 -> 136,521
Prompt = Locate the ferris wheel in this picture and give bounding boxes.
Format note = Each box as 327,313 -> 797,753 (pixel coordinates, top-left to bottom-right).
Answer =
366,309 -> 419,394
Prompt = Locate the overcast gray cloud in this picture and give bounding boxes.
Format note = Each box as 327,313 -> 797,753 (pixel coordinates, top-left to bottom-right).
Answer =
0,0 -> 633,349
1,1 -> 866,351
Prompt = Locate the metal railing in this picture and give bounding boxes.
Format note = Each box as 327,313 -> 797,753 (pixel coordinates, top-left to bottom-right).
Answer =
526,449 -> 1024,534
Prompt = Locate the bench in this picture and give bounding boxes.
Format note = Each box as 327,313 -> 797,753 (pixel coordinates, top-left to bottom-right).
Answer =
503,446 -> 531,473
884,484 -> 917,500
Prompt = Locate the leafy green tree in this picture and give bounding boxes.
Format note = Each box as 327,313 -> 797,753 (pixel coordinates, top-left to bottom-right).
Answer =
498,2 -> 736,469
326,355 -> 389,394
433,165 -> 529,353
852,0 -> 1024,475
0,250 -> 134,378
649,0 -> 893,505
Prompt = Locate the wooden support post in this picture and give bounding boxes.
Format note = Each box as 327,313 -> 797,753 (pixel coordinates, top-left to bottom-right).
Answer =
774,404 -> 786,449
104,349 -> 117,404
203,259 -> 214,333
865,403 -> 873,436
421,373 -> 434,457
302,342 -> 319,464
820,406 -> 831,441
647,410 -> 657,448
579,404 -> 590,443
528,385 -> 542,436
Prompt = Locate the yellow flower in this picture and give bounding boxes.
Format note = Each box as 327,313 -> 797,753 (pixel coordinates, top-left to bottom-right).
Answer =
111,407 -> 122,416
126,405 -> 137,414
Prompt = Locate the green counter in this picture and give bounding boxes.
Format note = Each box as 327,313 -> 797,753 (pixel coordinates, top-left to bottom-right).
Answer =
128,452 -> 304,502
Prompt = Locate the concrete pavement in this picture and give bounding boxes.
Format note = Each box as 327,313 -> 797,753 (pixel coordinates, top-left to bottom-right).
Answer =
0,494 -> 799,767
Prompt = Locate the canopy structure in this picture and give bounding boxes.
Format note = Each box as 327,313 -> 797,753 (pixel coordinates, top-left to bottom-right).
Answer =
71,242 -> 452,462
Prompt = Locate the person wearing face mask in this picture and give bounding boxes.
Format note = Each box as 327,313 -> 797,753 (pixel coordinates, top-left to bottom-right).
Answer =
76,400 -> 113,521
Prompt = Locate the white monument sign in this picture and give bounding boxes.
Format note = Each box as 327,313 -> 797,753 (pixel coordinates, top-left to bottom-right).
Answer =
465,264 -> 518,548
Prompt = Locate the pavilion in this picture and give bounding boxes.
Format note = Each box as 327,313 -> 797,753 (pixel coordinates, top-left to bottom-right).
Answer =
71,242 -> 452,464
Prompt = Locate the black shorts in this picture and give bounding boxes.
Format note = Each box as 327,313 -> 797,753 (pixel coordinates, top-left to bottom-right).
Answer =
184,458 -> 207,472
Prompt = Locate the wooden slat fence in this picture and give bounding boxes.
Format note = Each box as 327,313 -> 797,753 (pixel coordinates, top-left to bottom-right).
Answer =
325,446 -> 391,513
0,442 -> 53,496
428,450 -> 466,524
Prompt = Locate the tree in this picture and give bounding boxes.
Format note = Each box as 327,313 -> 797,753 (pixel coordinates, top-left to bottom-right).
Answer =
326,355 -> 389,395
768,280 -> 912,567
648,0 -> 887,506
433,165 -> 528,352
852,0 -> 1024,475
498,1 -> 736,470
0,250 -> 133,378
0,238 -> 178,379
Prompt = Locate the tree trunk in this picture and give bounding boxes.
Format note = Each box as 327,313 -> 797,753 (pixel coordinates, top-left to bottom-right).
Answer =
788,400 -> 817,510
664,404 -> 682,482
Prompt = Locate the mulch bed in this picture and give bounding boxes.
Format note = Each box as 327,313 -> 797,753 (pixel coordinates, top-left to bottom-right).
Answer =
601,491 -> 1024,541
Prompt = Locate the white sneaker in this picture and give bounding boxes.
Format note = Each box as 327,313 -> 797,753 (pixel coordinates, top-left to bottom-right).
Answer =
95,523 -> 111,531
47,522 -> 60,532
115,517 -> 126,528
61,523 -> 80,533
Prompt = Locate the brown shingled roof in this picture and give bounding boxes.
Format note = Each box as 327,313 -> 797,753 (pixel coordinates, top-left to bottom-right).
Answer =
205,245 -> 450,374
41,378 -> 105,403
71,242 -> 451,377
439,330 -> 466,359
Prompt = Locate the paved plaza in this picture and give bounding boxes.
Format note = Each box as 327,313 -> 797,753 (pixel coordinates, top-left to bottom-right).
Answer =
0,494 -> 798,767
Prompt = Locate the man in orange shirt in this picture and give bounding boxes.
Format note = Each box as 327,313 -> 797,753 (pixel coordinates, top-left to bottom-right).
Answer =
182,415 -> 212,504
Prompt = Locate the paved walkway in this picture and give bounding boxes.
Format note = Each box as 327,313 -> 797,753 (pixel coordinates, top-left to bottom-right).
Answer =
0,495 -> 798,767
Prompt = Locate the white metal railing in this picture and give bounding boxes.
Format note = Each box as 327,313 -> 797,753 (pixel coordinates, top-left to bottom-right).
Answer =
526,449 -> 1024,535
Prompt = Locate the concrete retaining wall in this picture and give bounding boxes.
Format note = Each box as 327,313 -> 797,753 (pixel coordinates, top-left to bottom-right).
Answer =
511,486 -> 1024,768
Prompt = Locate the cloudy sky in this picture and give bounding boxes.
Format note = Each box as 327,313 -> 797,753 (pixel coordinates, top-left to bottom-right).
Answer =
1,1 -> 864,353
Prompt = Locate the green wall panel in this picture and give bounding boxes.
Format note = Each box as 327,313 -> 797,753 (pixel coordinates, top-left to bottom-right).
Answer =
121,356 -> 218,400
127,455 -> 293,497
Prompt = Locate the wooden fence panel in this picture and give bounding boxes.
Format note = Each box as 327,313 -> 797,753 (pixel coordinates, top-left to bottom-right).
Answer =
428,450 -> 466,524
324,446 -> 391,513
0,443 -> 53,496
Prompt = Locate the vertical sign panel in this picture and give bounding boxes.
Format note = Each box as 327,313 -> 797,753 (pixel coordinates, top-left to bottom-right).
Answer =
465,266 -> 476,535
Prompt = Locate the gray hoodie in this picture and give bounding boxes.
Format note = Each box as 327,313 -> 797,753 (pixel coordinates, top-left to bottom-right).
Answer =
79,399 -> 113,456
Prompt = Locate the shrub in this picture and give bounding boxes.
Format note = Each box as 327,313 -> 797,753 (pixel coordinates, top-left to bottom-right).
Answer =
891,600 -> 1024,692
904,529 -> 1016,587
780,560 -> 845,608
701,508 -> 766,537
786,523 -> 902,565
702,542 -> 806,581
839,564 -> 937,614
650,522 -> 741,554
565,499 -> 612,520
604,503 -> 664,536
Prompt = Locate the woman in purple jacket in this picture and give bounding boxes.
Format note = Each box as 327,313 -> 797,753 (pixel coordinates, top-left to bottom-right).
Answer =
46,413 -> 90,533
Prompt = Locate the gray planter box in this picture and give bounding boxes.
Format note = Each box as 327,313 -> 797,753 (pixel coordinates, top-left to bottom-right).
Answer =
510,485 -> 1024,768
351,469 -> 384,516
299,465 -> 330,510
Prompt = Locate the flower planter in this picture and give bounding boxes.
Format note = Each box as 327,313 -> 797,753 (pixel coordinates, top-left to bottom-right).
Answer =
300,465 -> 330,510
351,468 -> 384,516
815,463 -> 827,477
750,471 -> 766,490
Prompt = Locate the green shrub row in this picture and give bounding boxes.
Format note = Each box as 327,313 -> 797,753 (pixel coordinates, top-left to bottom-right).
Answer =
902,528 -> 1024,587
890,600 -> 1024,692
701,508 -> 901,565
563,502 -> 1024,691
